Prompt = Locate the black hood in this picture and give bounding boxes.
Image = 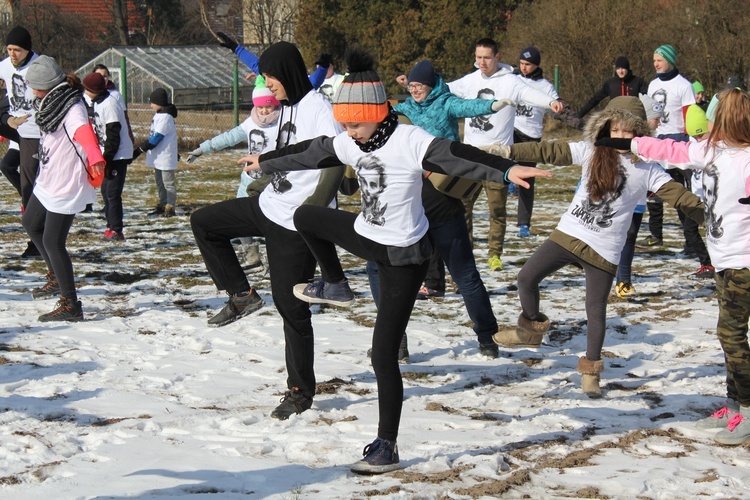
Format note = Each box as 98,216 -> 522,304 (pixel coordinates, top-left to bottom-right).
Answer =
258,41 -> 313,106
157,103 -> 178,118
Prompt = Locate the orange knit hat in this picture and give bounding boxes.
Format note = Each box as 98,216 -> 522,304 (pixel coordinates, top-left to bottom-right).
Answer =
332,48 -> 388,123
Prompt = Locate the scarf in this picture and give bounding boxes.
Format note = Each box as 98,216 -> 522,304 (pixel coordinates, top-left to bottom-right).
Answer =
657,67 -> 680,82
251,106 -> 280,128
354,105 -> 399,153
35,84 -> 82,133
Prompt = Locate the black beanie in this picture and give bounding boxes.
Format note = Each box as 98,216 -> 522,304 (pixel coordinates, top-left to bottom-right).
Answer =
408,60 -> 436,88
614,56 -> 630,70
150,88 -> 170,106
6,26 -> 32,52
519,46 -> 541,66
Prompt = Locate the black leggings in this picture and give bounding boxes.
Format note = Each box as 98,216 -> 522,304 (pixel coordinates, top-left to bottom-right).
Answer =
294,205 -> 428,441
22,195 -> 77,300
518,238 -> 614,361
0,147 -> 21,197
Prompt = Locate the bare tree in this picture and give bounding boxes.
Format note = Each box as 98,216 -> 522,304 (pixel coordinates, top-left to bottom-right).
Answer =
243,0 -> 298,50
106,0 -> 131,45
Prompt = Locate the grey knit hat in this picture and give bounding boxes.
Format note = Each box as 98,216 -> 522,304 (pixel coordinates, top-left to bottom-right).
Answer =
25,55 -> 66,90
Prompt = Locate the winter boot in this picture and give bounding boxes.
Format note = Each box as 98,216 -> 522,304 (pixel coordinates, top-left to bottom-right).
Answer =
31,271 -> 60,300
38,296 -> 83,322
270,388 -> 313,420
578,356 -> 605,398
242,241 -> 262,269
714,406 -> 750,445
163,205 -> 176,217
696,399 -> 740,430
492,313 -> 549,348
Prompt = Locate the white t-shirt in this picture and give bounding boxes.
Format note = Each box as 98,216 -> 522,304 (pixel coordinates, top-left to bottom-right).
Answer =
634,137 -> 750,272
648,74 -> 695,136
514,75 -> 558,139
448,68 -> 553,146
33,102 -> 97,214
84,93 -> 133,161
0,53 -> 40,139
237,115 -> 279,193
557,141 -> 674,265
332,125 -> 433,246
317,73 -> 345,103
145,111 -> 178,170
259,91 -> 341,231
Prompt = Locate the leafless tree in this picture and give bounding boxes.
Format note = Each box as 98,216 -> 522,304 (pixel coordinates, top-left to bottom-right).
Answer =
242,0 -> 298,50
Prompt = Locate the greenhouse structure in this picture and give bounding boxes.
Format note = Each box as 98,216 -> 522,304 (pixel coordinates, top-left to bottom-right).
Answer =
77,45 -> 261,109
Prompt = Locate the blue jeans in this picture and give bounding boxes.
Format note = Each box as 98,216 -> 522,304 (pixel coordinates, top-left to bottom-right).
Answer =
367,214 -> 498,344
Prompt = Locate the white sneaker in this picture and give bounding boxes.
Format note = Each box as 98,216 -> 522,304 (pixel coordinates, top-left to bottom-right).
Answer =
696,400 -> 739,430
714,406 -> 750,445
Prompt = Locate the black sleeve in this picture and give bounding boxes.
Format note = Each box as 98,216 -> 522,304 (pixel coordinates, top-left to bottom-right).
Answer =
578,80 -> 611,118
102,122 -> 122,163
259,136 -> 343,174
421,138 -> 517,184
637,77 -> 649,96
0,95 -> 19,141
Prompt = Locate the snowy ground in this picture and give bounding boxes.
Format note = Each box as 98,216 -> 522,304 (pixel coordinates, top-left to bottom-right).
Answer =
0,149 -> 748,499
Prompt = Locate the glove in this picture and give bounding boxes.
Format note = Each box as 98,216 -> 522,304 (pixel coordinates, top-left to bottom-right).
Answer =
478,142 -> 512,158
490,99 -> 516,112
186,148 -> 203,163
739,197 -> 750,205
131,147 -> 143,161
8,115 -> 29,129
314,52 -> 333,68
216,32 -> 238,52
594,137 -> 632,150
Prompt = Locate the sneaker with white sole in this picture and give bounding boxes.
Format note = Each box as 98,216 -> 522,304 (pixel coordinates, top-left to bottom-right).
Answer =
615,281 -> 636,299
350,437 -> 401,475
696,400 -> 739,430
714,406 -> 750,445
207,290 -> 264,327
270,388 -> 313,420
293,278 -> 354,306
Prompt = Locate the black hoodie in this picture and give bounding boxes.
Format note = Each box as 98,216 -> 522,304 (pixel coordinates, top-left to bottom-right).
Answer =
258,42 -> 313,106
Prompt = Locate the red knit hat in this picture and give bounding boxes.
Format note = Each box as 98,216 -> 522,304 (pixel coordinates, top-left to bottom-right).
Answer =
82,72 -> 106,94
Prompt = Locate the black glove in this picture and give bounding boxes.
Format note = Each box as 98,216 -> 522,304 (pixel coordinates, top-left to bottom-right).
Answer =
216,32 -> 238,52
315,52 -> 333,68
594,137 -> 632,150
739,197 -> 750,205
131,147 -> 143,161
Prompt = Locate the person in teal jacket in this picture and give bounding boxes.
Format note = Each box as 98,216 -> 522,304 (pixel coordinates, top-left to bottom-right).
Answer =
394,59 -> 511,141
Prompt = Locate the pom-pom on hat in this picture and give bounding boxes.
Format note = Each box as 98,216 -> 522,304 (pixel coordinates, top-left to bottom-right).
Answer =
150,88 -> 170,107
82,72 -> 106,94
685,104 -> 708,137
408,60 -> 436,88
519,46 -> 541,66
25,55 -> 66,90
654,44 -> 677,67
252,75 -> 280,107
332,47 -> 388,123
5,26 -> 32,52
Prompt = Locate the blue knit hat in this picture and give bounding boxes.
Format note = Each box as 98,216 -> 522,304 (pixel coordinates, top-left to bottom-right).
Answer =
408,60 -> 436,88
654,44 -> 677,67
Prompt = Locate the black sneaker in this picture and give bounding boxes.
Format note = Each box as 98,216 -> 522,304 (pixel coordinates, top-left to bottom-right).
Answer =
32,272 -> 60,300
207,290 -> 264,327
148,205 -> 165,216
479,342 -> 499,358
38,297 -> 83,322
636,235 -> 663,248
350,437 -> 401,475
270,389 -> 313,420
21,241 -> 41,259
293,278 -> 354,306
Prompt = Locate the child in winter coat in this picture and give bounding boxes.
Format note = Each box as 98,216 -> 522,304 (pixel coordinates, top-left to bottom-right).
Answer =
598,88 -> 750,445
132,88 -> 178,217
241,48 -> 550,475
487,96 -> 704,398
186,76 -> 280,268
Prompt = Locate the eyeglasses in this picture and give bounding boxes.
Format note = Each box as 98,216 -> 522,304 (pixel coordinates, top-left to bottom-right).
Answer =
407,83 -> 425,92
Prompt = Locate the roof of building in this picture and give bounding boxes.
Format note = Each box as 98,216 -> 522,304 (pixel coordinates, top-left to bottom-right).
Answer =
42,0 -> 145,31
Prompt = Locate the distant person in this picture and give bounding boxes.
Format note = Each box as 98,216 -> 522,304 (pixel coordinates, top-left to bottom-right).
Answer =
513,46 -> 559,238
693,81 -> 709,111
314,52 -> 345,103
578,56 -> 648,119
132,88 -> 178,217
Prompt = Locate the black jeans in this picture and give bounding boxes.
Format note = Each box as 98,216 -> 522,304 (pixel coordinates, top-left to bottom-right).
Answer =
22,194 -> 77,300
19,138 -> 40,208
102,160 -> 128,233
294,205 -> 429,442
190,196 -> 318,398
0,147 -> 21,197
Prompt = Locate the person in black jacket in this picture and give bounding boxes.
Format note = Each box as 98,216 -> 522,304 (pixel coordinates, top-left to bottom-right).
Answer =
578,56 -> 649,119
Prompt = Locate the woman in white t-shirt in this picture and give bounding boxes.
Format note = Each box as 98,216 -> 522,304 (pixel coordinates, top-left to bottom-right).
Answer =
490,96 -> 703,399
20,56 -> 105,322
242,48 -> 548,475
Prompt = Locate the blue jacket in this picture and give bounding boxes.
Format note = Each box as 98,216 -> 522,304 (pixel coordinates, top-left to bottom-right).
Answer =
393,76 -> 494,141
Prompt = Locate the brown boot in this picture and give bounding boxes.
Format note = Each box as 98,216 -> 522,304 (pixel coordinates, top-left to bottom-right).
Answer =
492,313 -> 549,347
578,357 -> 605,398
